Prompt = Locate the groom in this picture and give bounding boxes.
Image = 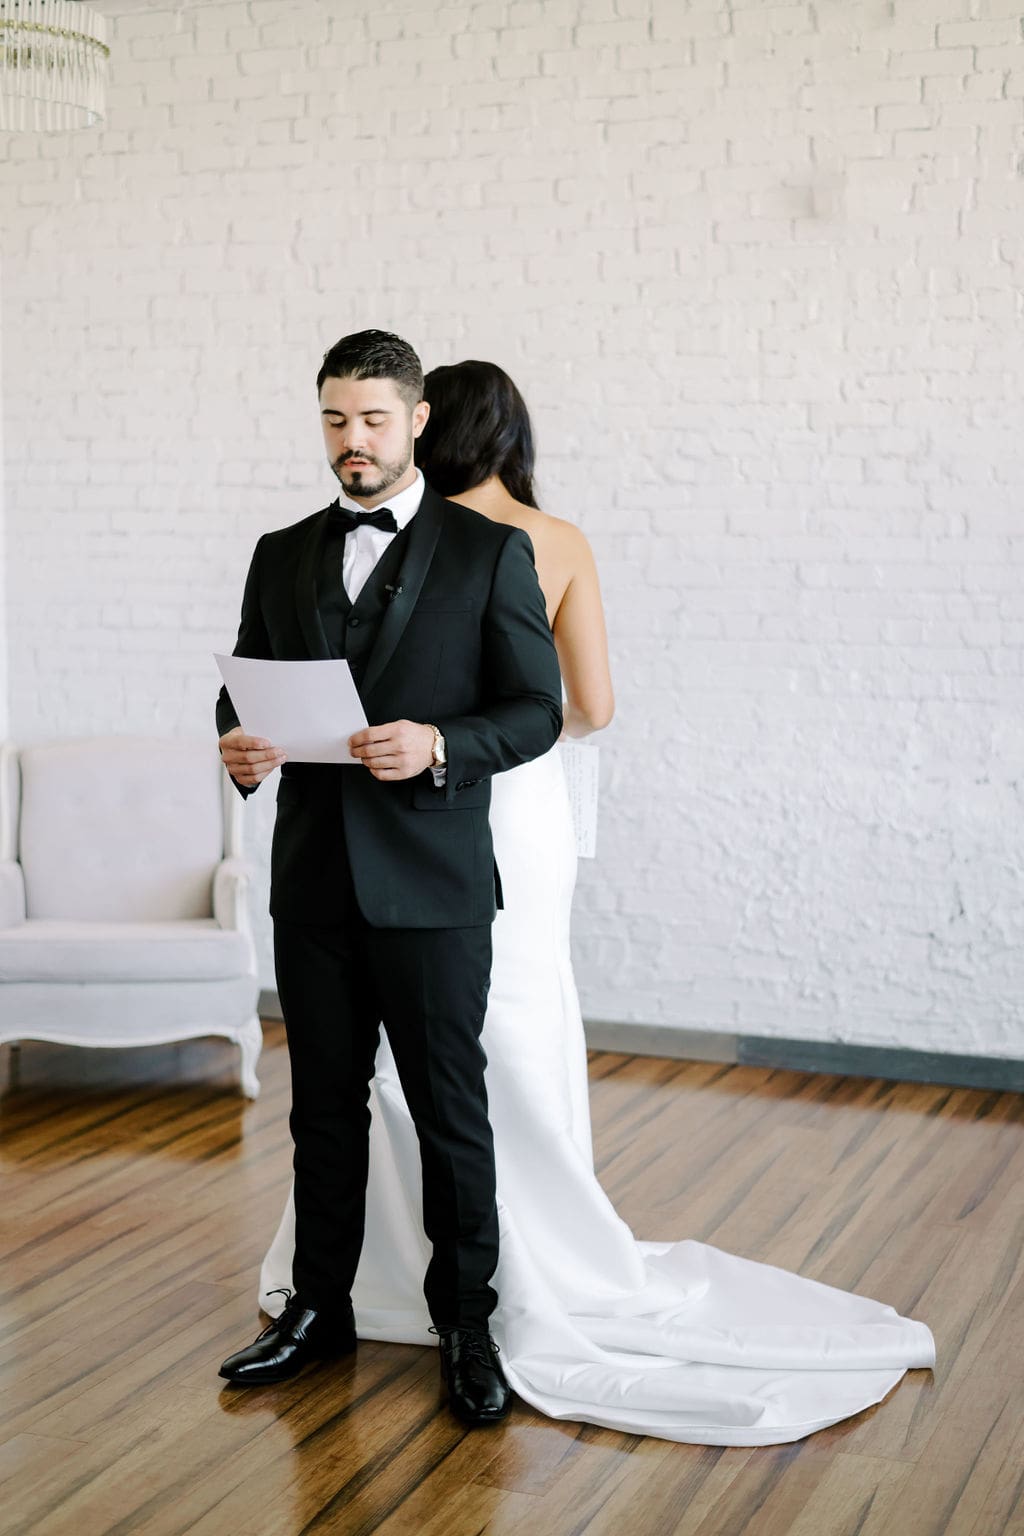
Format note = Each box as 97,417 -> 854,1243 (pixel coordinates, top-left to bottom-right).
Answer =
215,330 -> 562,1425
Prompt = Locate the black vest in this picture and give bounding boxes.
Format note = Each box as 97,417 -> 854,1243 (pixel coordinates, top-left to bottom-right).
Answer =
316,520 -> 414,677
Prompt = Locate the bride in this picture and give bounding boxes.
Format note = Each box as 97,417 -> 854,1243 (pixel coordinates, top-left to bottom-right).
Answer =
259,361 -> 935,1445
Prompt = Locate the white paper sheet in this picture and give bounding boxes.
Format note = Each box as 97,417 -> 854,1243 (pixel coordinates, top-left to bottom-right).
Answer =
215,654 -> 369,765
558,742 -> 599,858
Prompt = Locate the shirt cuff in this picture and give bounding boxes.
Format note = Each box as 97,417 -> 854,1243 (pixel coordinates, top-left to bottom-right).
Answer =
430,765 -> 447,787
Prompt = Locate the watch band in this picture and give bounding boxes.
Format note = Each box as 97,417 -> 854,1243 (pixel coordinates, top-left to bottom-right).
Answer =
428,724 -> 447,767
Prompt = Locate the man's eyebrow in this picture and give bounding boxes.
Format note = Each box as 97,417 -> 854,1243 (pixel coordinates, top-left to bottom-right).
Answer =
321,407 -> 392,418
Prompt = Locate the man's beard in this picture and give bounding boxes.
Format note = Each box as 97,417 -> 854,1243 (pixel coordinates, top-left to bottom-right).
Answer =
332,437 -> 412,501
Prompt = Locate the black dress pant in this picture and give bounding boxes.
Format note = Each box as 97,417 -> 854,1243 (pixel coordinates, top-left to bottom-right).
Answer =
273,902 -> 498,1331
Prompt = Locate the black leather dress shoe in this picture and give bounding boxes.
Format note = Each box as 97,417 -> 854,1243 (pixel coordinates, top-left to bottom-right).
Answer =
219,1291 -> 357,1386
434,1326 -> 512,1426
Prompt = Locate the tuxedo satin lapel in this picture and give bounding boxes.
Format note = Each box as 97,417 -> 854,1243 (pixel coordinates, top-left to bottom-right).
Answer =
295,510 -> 331,659
360,492 -> 444,700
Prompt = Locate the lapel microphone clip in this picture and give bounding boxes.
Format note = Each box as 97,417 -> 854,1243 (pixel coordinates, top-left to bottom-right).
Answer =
384,581 -> 404,602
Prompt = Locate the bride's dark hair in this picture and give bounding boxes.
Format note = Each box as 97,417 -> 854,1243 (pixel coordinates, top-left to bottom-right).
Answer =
416,360 -> 539,509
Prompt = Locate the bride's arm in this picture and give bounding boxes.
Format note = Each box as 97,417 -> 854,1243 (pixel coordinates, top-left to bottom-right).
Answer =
551,526 -> 615,739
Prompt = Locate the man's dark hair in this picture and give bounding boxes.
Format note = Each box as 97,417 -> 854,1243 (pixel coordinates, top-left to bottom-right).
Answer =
416,360 -> 539,509
316,329 -> 424,410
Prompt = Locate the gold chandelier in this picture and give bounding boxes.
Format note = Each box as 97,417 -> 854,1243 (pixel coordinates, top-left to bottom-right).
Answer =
0,0 -> 109,131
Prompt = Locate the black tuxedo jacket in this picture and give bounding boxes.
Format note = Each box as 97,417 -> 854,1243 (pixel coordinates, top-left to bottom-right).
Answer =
216,483 -> 563,928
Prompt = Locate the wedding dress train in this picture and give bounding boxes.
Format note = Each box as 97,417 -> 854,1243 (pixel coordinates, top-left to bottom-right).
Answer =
260,748 -> 934,1445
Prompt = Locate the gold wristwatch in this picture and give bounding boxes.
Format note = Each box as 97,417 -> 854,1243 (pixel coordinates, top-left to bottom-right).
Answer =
428,724 -> 447,768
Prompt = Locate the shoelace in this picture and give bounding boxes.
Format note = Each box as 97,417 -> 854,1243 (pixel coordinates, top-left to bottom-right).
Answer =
253,1287 -> 304,1343
429,1325 -> 501,1368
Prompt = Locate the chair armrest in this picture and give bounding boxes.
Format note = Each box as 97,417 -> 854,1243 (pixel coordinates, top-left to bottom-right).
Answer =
213,857 -> 253,935
0,861 -> 26,928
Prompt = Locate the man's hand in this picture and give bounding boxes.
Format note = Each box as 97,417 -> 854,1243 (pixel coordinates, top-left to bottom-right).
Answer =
218,726 -> 286,787
349,721 -> 435,781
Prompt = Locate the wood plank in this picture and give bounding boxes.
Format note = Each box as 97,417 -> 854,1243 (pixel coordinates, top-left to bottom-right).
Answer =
782,1453 -> 913,1536
549,1442 -> 752,1536
1,1029 -> 1021,1534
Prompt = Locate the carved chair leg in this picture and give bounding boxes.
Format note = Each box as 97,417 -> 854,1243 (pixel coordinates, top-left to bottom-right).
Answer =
237,1015 -> 263,1099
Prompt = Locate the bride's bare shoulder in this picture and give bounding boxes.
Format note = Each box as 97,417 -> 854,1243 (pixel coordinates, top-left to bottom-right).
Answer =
506,504 -> 592,567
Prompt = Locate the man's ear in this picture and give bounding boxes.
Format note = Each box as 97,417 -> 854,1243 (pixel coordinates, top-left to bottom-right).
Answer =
412,399 -> 430,438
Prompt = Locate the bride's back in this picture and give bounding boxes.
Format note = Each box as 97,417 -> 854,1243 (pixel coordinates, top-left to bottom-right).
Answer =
417,359 -> 614,738
444,478 -> 614,740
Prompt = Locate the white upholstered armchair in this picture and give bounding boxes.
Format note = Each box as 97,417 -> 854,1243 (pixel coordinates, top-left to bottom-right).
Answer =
0,737 -> 262,1097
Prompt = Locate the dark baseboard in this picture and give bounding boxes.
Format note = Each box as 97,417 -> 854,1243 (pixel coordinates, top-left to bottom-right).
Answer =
259,991 -> 1023,1094
736,1035 -> 1024,1093
584,1019 -> 1024,1094
584,1020 -> 737,1063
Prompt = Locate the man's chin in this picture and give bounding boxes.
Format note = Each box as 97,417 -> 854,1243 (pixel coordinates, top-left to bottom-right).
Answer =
340,471 -> 388,500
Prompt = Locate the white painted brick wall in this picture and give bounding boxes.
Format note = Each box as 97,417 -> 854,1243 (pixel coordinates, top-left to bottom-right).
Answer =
0,260 -> 6,742
1,0 -> 1023,1059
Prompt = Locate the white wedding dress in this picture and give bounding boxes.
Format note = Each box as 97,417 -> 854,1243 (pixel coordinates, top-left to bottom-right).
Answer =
260,747 -> 935,1445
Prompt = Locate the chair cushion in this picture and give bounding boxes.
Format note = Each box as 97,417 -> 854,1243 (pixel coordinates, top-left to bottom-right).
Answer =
18,738 -> 224,922
0,920 -> 252,983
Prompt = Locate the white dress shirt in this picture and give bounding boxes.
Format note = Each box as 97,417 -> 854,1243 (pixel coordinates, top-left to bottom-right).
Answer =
337,468 -> 425,603
335,468 -> 445,784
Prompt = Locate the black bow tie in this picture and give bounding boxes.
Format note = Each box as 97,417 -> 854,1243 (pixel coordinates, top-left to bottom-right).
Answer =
328,503 -> 398,535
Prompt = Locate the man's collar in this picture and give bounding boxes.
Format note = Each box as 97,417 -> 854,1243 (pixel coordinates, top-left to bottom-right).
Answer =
334,468 -> 425,529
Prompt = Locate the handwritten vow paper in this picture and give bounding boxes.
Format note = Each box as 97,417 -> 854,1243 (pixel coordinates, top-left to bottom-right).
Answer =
559,742 -> 600,859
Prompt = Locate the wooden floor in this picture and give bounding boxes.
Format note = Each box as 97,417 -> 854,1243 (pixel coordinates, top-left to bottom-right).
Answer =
1,1026 -> 1023,1536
